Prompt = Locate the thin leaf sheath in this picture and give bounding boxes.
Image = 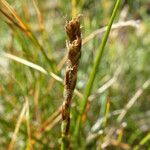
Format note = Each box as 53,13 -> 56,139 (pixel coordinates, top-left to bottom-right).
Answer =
62,17 -> 81,134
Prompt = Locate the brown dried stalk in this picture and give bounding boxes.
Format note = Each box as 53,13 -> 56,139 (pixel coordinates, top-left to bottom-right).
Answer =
61,17 -> 81,149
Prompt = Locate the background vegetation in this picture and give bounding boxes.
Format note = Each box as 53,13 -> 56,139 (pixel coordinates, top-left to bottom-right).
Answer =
0,0 -> 150,149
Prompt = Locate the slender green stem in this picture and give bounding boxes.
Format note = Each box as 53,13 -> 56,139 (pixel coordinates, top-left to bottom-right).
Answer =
134,132 -> 150,150
102,97 -> 110,129
29,31 -> 55,71
74,0 -> 121,138
61,126 -> 68,150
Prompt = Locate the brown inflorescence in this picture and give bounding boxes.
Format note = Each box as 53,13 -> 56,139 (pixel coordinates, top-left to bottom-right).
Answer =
62,17 -> 82,134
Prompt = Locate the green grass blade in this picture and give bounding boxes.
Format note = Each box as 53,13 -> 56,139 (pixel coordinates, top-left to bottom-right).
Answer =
74,0 -> 121,138
134,132 -> 150,150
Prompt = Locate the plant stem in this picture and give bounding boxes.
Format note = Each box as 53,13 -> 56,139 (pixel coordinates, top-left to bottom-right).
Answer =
29,31 -> 55,71
134,132 -> 150,150
61,17 -> 82,150
74,0 -> 121,138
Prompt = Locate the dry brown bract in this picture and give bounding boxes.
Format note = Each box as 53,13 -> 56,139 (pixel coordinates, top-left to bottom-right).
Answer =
62,17 -> 82,135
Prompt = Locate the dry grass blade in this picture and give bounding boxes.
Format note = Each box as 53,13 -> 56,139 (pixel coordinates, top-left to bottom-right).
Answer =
117,79 -> 150,123
46,55 -> 67,94
108,139 -> 131,150
0,0 -> 29,34
0,8 -> 26,33
34,81 -> 41,124
89,67 -> 121,101
72,0 -> 76,18
1,52 -> 83,98
32,0 -> 44,30
2,52 -> 47,74
26,98 -> 33,150
83,20 -> 139,45
8,99 -> 28,150
41,115 -> 61,133
39,106 -> 61,133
